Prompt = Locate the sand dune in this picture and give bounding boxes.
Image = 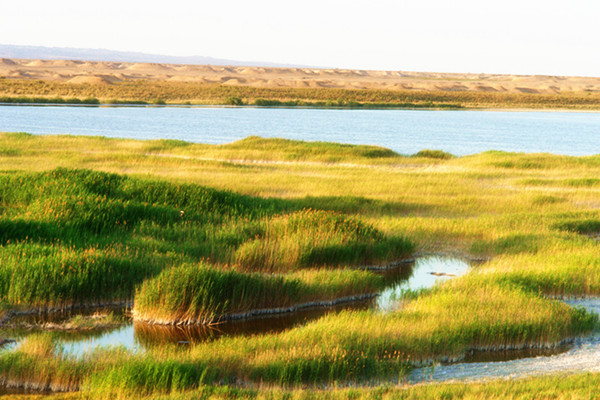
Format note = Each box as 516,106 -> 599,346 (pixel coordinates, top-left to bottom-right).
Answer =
0,57 -> 599,94
66,75 -> 120,85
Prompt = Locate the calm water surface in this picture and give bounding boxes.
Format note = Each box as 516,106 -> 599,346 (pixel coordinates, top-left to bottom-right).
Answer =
1,105 -> 599,155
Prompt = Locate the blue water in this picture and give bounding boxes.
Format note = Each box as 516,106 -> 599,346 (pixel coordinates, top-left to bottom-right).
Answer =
1,105 -> 599,155
376,256 -> 470,312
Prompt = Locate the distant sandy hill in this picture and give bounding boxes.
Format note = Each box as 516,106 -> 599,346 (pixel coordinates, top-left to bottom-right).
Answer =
1,58 -> 599,94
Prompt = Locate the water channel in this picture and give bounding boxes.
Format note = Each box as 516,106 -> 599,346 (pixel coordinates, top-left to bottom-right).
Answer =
408,298 -> 600,383
0,256 -> 469,357
1,256 -> 599,387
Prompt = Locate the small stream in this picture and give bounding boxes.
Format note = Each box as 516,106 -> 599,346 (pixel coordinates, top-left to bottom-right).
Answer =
8,256 -> 598,385
0,256 -> 469,356
376,256 -> 470,312
407,298 -> 600,383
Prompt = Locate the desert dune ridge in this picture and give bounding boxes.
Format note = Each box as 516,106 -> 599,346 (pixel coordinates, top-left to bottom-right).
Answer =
1,58 -> 599,94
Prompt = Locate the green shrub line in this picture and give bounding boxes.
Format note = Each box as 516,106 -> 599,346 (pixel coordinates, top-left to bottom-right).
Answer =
251,98 -> 463,109
0,96 -> 100,105
0,94 -> 461,109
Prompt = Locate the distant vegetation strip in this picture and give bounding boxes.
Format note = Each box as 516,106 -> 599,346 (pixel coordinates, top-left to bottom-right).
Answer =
0,96 -> 100,105
1,79 -> 599,109
0,95 -> 460,109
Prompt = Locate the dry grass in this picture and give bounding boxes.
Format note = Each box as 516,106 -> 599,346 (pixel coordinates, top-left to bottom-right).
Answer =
1,79 -> 599,109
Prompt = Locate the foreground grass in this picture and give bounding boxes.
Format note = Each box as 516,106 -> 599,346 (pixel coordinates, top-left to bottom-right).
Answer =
2,134 -> 600,395
1,79 -> 600,109
6,372 -> 600,399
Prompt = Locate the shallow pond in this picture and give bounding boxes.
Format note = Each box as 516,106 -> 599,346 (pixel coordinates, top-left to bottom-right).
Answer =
376,256 -> 470,312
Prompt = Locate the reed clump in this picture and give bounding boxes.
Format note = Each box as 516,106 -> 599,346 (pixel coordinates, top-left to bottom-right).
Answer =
133,264 -> 303,324
234,209 -> 412,272
133,264 -> 384,325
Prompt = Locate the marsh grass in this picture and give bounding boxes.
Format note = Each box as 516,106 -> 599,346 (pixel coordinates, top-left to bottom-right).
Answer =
16,277 -> 594,392
2,134 -> 600,393
0,166 -> 410,308
133,265 -> 384,324
133,264 -> 304,324
234,209 -> 413,272
412,149 -> 454,160
82,372 -> 600,399
210,136 -> 402,162
14,372 -> 600,399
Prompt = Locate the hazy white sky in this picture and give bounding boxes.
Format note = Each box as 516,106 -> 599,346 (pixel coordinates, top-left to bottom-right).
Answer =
2,0 -> 599,76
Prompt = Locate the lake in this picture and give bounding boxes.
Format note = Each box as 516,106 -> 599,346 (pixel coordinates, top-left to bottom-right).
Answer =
1,105 -> 599,155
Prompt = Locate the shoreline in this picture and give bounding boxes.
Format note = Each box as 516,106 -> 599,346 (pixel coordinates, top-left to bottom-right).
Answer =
1,101 -> 600,113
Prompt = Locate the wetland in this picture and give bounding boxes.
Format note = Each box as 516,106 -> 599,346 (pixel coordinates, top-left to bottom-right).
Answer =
1,130 -> 600,399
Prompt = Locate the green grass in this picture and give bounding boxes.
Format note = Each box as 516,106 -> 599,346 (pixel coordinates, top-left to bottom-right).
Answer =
2,283 -> 594,392
233,209 -> 412,272
214,136 -> 402,162
9,373 -> 600,399
133,264 -> 384,324
0,96 -> 100,105
412,149 -> 455,160
3,134 -> 600,396
88,373 -> 600,399
0,167 -> 411,309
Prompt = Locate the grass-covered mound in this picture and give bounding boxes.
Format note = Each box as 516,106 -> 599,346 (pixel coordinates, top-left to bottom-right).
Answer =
0,168 -> 411,308
139,135 -> 412,166
234,209 -> 413,272
133,264 -> 384,325
215,136 -> 401,162
0,168 -> 279,307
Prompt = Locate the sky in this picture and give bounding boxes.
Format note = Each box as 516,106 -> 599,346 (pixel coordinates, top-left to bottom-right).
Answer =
2,0 -> 599,76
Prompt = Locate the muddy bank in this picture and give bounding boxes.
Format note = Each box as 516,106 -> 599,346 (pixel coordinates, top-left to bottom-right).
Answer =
0,377 -> 75,393
0,300 -> 132,327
